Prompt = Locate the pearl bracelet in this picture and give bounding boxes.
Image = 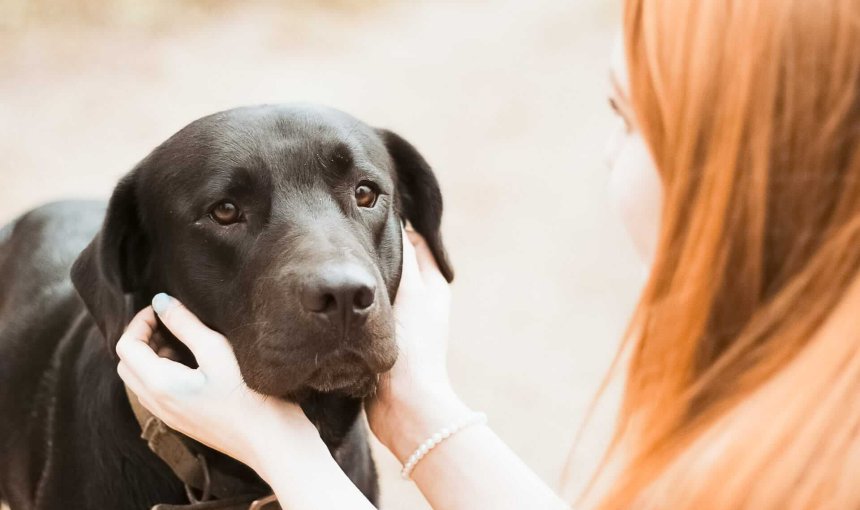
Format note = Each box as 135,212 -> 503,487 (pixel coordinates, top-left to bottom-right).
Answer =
400,412 -> 488,480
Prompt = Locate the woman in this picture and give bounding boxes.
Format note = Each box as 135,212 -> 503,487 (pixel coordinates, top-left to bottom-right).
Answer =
117,0 -> 860,507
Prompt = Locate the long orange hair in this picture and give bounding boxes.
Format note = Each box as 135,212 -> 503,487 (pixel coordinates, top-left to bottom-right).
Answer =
580,0 -> 860,507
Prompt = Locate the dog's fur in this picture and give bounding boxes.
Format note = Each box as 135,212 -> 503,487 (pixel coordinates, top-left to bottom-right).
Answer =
0,104 -> 452,509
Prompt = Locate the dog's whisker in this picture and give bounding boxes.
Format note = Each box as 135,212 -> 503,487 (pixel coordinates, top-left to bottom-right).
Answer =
225,320 -> 272,336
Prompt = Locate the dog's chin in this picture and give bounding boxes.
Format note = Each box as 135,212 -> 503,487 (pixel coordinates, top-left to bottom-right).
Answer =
247,376 -> 377,402
242,356 -> 381,400
240,341 -> 393,400
304,368 -> 379,398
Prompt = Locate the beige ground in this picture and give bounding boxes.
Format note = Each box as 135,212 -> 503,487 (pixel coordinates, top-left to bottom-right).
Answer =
0,1 -> 641,508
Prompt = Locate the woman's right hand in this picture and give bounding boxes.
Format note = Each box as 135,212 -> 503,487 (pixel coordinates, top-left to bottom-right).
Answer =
366,228 -> 471,463
116,302 -> 326,478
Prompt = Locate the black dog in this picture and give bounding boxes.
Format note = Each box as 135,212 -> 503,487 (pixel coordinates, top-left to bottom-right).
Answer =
0,104 -> 453,510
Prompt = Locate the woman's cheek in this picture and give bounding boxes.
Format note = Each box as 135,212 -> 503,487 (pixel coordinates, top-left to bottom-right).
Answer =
604,118 -> 627,170
607,132 -> 662,265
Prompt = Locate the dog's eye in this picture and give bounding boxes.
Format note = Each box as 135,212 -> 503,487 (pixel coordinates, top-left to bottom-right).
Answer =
355,182 -> 378,208
210,201 -> 242,225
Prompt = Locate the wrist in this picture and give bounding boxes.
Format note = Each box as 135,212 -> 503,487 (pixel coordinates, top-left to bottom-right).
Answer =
380,384 -> 473,464
245,403 -> 330,481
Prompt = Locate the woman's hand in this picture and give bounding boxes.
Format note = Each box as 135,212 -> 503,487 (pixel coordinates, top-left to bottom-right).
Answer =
116,297 -> 324,476
366,229 -> 471,463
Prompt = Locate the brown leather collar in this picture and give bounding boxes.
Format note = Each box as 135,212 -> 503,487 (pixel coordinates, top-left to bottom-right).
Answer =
124,385 -> 279,510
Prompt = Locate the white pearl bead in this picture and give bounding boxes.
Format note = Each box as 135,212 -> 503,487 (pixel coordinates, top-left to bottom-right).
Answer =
400,412 -> 487,481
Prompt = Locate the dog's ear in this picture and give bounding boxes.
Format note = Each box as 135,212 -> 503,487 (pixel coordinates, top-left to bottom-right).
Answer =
378,129 -> 454,282
71,170 -> 149,350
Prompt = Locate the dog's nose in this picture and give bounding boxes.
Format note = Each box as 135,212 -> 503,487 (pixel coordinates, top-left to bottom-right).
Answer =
300,264 -> 377,330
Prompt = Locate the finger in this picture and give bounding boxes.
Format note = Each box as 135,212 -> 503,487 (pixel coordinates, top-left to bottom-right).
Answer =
116,329 -> 197,388
398,227 -> 424,292
121,359 -> 204,421
118,362 -> 165,419
117,360 -> 151,403
406,230 -> 437,271
122,307 -> 159,345
151,294 -> 232,369
405,230 -> 448,288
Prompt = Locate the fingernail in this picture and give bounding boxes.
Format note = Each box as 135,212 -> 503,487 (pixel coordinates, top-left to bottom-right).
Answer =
152,293 -> 174,315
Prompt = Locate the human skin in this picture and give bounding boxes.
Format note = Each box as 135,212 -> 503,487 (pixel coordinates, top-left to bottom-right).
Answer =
605,35 -> 661,264
116,41 -> 660,509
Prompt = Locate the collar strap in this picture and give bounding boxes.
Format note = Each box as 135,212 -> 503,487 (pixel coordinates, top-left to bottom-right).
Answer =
152,495 -> 277,510
124,385 -> 279,510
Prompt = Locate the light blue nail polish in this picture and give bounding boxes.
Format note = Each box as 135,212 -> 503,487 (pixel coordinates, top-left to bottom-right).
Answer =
152,293 -> 173,315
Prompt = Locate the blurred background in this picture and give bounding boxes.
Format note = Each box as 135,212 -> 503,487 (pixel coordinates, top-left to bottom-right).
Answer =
0,0 -> 641,508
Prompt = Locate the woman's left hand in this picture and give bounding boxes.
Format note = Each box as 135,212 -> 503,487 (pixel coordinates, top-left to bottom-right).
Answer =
116,295 -> 324,475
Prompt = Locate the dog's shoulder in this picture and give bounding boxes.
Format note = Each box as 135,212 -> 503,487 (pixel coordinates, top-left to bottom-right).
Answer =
0,200 -> 105,312
3,200 -> 106,257
0,200 -> 107,401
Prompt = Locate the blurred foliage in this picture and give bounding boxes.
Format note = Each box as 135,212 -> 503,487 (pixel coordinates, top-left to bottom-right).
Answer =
0,0 -> 390,31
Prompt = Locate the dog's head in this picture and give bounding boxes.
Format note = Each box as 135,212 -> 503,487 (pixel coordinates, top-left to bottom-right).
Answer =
71,104 -> 453,399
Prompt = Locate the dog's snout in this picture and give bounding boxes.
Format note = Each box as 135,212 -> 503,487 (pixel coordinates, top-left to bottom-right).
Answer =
300,264 -> 377,330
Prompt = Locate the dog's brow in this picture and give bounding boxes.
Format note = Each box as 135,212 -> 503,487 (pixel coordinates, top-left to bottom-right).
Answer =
321,142 -> 354,173
211,166 -> 256,191
195,166 -> 266,209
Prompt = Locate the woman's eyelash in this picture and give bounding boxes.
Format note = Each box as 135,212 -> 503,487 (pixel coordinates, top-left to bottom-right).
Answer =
609,97 -> 633,131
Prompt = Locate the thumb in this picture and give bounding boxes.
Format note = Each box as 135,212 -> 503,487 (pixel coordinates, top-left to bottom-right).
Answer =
151,293 -> 235,371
